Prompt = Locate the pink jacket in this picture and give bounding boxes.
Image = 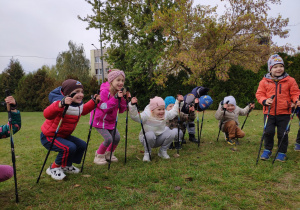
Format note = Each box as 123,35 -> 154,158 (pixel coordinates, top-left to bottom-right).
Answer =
90,82 -> 127,130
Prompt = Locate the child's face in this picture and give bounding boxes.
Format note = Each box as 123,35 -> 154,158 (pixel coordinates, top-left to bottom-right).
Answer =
71,88 -> 84,104
227,104 -> 235,112
111,75 -> 125,91
270,64 -> 284,77
166,104 -> 174,111
152,105 -> 165,119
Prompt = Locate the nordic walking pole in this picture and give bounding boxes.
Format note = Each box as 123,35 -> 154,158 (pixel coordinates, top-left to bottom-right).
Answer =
272,96 -> 300,164
236,101 -> 254,144
176,91 -> 182,154
81,90 -> 100,172
124,87 -> 131,164
196,102 -> 200,147
241,101 -> 255,130
199,110 -> 205,147
5,90 -> 19,203
256,95 -> 275,165
217,100 -> 229,141
37,92 -> 76,183
132,94 -> 151,161
108,89 -> 123,170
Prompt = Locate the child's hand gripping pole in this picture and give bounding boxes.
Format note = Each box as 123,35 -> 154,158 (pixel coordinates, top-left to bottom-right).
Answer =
81,90 -> 100,173
217,100 -> 230,142
132,92 -> 151,161
108,88 -> 123,170
272,95 -> 300,164
37,92 -> 76,183
5,90 -> 19,203
256,95 -> 275,165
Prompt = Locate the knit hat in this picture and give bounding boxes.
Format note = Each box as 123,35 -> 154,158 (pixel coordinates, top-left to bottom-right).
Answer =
164,96 -> 176,109
268,54 -> 284,72
107,70 -> 125,83
199,95 -> 213,110
61,79 -> 84,96
150,96 -> 165,111
223,96 -> 236,107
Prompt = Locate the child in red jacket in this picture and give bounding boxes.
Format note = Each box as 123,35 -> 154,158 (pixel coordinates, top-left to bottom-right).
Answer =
256,54 -> 300,162
40,79 -> 100,180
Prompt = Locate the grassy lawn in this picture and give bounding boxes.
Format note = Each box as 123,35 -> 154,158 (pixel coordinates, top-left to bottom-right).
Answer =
1,110 -> 300,209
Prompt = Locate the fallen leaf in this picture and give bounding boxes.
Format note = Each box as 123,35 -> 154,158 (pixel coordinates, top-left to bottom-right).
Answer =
230,147 -> 237,152
139,150 -> 144,153
136,156 -> 141,160
173,153 -> 180,158
104,186 -> 112,190
82,175 -> 91,178
174,186 -> 181,191
73,184 -> 80,188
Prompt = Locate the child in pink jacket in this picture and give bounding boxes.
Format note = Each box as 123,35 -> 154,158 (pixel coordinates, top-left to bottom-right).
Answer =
91,70 -> 127,165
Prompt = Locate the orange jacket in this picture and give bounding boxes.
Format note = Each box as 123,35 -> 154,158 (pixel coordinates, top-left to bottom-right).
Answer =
256,74 -> 300,115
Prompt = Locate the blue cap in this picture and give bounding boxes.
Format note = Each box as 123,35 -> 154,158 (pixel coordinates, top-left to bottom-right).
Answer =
199,95 -> 213,110
164,96 -> 176,109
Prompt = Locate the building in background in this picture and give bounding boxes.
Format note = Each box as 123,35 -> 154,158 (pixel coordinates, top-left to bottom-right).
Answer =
90,48 -> 110,83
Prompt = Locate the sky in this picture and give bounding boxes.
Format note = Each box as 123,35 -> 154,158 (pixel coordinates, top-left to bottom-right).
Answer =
0,0 -> 299,73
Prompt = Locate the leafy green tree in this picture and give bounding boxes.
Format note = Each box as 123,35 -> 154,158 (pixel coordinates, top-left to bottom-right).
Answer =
79,0 -> 176,94
15,68 -> 57,111
54,40 -> 91,83
152,0 -> 291,84
0,58 -> 25,96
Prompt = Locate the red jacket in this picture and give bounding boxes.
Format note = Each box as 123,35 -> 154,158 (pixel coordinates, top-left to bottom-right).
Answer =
256,74 -> 300,115
41,100 -> 95,138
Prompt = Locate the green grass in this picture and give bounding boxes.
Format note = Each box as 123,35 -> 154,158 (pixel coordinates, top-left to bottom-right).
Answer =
1,110 -> 300,209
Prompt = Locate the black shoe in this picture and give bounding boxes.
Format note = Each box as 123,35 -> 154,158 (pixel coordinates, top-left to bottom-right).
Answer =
169,142 -> 174,150
174,141 -> 182,150
189,134 -> 199,143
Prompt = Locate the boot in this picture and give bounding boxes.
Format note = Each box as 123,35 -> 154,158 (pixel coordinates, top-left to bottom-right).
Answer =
94,151 -> 108,165
143,152 -> 151,162
105,151 -> 118,162
189,134 -> 199,143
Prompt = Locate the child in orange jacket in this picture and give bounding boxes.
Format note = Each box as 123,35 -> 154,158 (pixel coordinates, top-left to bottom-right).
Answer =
256,54 -> 300,162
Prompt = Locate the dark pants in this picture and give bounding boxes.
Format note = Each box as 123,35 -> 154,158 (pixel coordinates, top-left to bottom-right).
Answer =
264,114 -> 290,153
40,132 -> 86,167
296,126 -> 300,144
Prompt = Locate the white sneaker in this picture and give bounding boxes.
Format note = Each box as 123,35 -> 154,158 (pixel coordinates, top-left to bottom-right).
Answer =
46,166 -> 66,180
62,165 -> 80,174
158,149 -> 170,159
143,153 -> 151,162
94,151 -> 108,165
105,151 -> 118,162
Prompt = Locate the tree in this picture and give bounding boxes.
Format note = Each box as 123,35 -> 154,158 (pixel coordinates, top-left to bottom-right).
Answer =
151,0 -> 291,84
15,68 -> 58,111
79,0 -> 177,91
54,40 -> 91,83
0,58 -> 25,99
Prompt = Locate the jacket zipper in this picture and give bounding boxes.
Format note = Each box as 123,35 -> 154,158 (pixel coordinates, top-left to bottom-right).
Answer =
287,101 -> 289,112
279,84 -> 281,94
275,82 -> 278,116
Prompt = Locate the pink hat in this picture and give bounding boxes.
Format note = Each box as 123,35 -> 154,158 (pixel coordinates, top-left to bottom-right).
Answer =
149,96 -> 165,111
108,70 -> 125,83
